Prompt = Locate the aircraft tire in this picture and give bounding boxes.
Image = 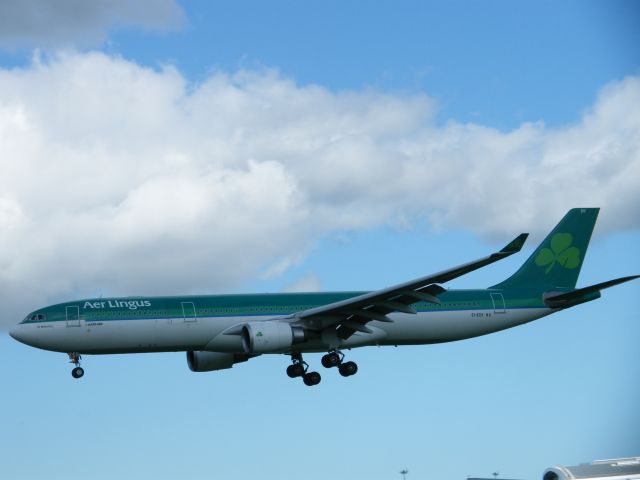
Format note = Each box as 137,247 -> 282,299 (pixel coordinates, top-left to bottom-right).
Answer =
286,364 -> 304,378
303,371 -> 321,386
321,352 -> 340,368
338,361 -> 357,377
71,367 -> 85,379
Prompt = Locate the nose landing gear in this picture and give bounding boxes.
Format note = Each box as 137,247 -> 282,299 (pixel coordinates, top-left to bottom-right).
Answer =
287,353 -> 321,386
321,351 -> 358,377
68,352 -> 84,379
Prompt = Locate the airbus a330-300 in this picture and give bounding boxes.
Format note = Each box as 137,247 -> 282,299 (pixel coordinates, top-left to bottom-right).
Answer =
10,208 -> 638,386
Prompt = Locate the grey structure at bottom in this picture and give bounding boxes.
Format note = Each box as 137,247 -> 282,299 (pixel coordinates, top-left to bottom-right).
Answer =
544,457 -> 640,480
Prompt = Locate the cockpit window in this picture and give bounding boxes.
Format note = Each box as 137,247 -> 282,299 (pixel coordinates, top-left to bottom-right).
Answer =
28,314 -> 46,322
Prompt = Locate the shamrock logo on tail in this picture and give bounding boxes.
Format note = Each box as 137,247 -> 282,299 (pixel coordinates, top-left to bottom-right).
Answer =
535,233 -> 581,274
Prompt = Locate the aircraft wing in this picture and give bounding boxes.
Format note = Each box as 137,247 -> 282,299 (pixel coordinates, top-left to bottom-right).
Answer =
293,233 -> 529,339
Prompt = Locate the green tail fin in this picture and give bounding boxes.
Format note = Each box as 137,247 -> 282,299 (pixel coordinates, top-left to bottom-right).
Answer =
492,208 -> 599,290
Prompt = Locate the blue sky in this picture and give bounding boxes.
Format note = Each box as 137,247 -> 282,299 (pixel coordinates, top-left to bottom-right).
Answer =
108,0 -> 640,128
0,2 -> 638,480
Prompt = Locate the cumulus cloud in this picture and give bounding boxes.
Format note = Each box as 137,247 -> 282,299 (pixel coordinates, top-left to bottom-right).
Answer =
0,51 -> 638,327
282,273 -> 323,293
0,0 -> 185,49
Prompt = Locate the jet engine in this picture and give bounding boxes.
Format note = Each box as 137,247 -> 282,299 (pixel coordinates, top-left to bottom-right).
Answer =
186,351 -> 252,372
241,321 -> 306,354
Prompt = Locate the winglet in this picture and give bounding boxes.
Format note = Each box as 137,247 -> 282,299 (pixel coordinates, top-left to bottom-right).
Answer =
500,233 -> 529,254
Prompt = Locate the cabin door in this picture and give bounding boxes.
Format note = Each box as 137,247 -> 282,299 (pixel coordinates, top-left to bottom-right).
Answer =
66,306 -> 81,327
181,302 -> 197,323
490,293 -> 506,314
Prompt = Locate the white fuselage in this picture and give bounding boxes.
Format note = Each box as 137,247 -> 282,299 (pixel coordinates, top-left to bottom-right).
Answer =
10,307 -> 551,355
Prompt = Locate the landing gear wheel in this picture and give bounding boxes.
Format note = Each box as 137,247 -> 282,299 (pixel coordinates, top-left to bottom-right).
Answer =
303,371 -> 321,386
286,363 -> 305,378
338,361 -> 358,377
68,353 -> 83,379
321,352 -> 341,368
287,353 -> 308,380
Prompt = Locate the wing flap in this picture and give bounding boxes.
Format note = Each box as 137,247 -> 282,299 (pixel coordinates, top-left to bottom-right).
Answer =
340,319 -> 373,334
346,309 -> 393,322
401,290 -> 442,304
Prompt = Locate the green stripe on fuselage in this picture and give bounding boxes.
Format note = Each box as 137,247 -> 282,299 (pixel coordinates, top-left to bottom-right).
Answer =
23,289 -> 549,324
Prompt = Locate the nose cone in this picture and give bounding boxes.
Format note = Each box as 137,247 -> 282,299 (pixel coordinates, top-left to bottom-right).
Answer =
10,322 -> 61,352
9,325 -> 23,342
9,324 -> 31,345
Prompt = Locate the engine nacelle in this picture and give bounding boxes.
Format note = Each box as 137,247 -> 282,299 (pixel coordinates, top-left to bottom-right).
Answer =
241,321 -> 306,354
186,351 -> 251,372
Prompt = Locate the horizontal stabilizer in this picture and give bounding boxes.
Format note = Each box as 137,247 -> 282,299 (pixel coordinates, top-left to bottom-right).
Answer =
544,275 -> 640,308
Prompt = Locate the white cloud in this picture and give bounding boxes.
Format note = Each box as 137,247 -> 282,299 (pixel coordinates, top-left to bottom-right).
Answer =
282,273 -> 323,293
0,0 -> 185,49
0,51 -> 638,327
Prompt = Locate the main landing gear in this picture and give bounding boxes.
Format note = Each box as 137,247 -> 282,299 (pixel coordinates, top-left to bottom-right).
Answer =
287,351 -> 358,386
286,353 -> 321,386
321,351 -> 358,377
68,352 -> 84,379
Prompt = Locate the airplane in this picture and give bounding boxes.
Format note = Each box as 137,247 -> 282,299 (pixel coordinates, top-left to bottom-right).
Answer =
9,208 -> 639,386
